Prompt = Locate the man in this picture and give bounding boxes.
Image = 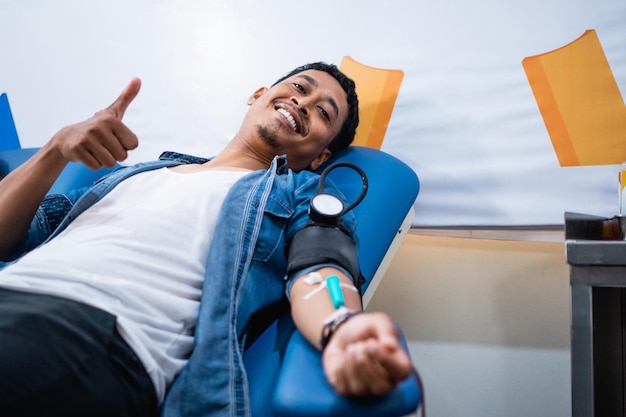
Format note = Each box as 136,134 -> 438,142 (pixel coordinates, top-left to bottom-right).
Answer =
0,62 -> 412,417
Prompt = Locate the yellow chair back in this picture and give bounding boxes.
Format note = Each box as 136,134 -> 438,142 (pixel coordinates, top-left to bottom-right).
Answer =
523,30 -> 626,166
340,56 -> 404,150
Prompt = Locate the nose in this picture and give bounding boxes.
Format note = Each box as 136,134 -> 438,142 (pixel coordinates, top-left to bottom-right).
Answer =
291,97 -> 308,117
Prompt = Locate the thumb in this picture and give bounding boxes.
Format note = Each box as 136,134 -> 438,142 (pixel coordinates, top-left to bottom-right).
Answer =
106,77 -> 141,119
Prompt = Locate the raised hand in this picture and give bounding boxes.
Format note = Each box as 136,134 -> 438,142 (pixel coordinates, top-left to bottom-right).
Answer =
51,78 -> 142,170
322,312 -> 413,396
0,78 -> 144,260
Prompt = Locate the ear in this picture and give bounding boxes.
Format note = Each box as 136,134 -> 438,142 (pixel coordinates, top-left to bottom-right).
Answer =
247,87 -> 268,105
309,148 -> 332,171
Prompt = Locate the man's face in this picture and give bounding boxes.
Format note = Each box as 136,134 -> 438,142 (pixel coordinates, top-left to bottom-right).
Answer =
246,69 -> 349,171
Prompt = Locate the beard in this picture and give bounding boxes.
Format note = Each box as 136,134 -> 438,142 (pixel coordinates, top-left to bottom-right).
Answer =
256,124 -> 280,149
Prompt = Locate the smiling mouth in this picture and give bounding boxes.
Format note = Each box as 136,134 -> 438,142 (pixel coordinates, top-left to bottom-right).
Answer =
276,107 -> 300,134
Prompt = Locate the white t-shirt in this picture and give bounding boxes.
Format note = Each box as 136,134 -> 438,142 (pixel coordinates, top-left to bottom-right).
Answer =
0,167 -> 247,401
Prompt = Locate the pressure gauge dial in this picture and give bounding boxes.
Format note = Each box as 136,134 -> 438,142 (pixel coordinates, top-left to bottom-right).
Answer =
308,161 -> 368,226
309,193 -> 344,224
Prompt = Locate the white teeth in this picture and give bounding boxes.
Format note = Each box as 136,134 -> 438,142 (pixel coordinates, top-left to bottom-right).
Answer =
277,108 -> 297,132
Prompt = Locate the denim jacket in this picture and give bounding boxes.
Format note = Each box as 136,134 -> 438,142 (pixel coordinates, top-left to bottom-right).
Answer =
11,151 -> 357,417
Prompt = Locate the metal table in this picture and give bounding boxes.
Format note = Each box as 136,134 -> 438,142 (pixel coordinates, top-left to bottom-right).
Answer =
566,212 -> 626,417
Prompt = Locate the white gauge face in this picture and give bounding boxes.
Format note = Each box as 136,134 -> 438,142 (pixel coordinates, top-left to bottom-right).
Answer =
312,194 -> 344,216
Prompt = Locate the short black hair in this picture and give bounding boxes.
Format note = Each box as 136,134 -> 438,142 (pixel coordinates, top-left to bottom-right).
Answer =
272,62 -> 359,153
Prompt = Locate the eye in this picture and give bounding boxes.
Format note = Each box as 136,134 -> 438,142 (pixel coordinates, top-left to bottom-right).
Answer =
318,106 -> 330,121
293,83 -> 305,92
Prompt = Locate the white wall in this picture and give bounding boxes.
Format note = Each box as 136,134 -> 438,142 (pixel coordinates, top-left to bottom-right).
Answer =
367,232 -> 571,417
1,0 -> 625,226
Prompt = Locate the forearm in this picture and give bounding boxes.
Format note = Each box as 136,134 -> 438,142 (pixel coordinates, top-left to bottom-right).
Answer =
289,266 -> 362,350
0,79 -> 140,261
0,140 -> 68,259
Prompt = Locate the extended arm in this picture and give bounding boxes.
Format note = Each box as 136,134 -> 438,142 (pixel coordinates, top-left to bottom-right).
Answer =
289,268 -> 413,397
0,78 -> 141,260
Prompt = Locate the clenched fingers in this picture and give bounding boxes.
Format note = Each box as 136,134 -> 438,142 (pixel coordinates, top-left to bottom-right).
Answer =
324,338 -> 411,397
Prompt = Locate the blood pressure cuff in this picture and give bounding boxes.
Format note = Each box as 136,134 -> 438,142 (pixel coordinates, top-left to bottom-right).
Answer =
286,224 -> 363,291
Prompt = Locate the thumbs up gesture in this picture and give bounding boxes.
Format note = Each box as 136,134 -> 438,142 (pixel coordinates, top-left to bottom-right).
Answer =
51,78 -> 142,170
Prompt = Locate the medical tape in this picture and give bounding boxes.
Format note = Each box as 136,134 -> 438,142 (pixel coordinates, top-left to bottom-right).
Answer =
302,273 -> 358,308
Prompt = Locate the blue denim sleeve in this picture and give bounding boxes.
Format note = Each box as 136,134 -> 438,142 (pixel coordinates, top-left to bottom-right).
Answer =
9,187 -> 88,261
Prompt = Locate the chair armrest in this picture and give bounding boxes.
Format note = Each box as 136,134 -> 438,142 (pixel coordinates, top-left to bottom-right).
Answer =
272,329 -> 421,417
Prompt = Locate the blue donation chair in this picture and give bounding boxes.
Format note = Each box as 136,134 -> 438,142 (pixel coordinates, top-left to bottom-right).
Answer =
0,145 -> 422,416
